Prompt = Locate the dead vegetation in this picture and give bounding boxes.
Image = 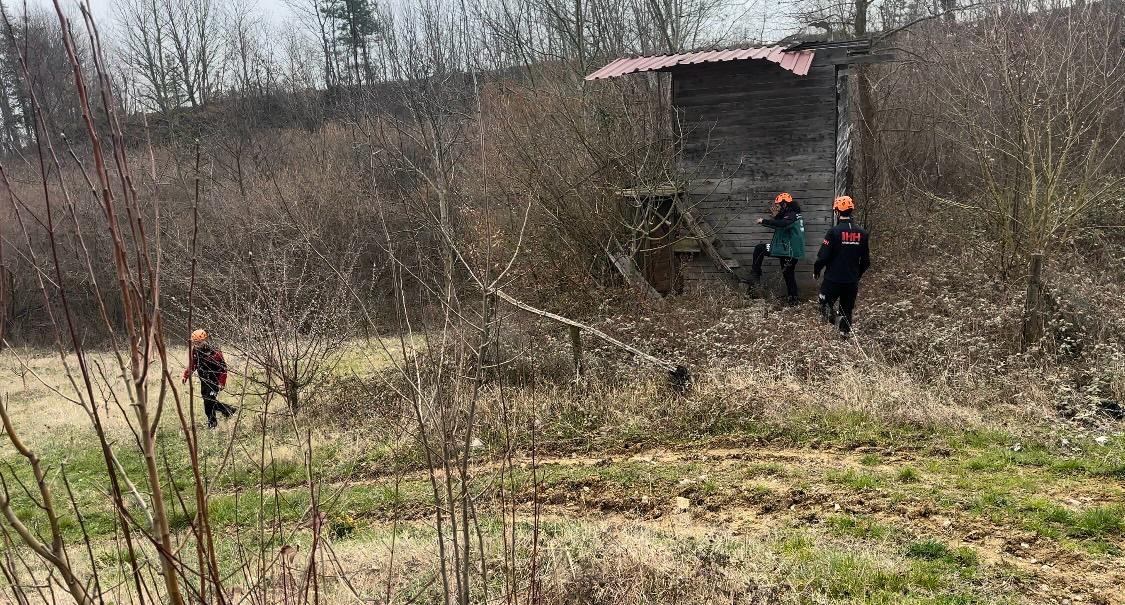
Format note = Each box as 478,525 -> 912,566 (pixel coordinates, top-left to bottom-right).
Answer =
0,0 -> 1124,604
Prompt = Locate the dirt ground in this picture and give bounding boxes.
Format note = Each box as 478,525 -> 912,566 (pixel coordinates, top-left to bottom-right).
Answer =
2,341 -> 1123,604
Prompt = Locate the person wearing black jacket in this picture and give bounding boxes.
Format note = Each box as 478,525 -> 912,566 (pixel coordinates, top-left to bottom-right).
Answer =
751,192 -> 806,305
182,329 -> 236,428
813,196 -> 870,336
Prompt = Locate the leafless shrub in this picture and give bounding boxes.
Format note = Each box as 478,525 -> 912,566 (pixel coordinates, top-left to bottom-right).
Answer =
0,6 -> 382,605
202,240 -> 356,413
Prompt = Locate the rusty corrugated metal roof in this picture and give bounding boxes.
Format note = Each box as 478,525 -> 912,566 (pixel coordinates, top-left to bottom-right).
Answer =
585,46 -> 816,80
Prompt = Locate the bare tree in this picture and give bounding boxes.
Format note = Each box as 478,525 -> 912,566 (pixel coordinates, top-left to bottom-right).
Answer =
226,5 -> 274,97
926,3 -> 1125,345
116,0 -> 180,112
0,6 -> 375,604
0,6 -> 87,143
287,0 -> 341,87
201,241 -> 355,414
165,0 -> 225,106
116,0 -> 227,112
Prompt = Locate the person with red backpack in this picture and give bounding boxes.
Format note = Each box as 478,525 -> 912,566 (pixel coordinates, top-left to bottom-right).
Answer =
814,196 -> 871,337
182,329 -> 236,428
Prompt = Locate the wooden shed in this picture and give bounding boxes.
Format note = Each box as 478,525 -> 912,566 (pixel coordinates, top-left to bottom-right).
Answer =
588,40 -> 874,296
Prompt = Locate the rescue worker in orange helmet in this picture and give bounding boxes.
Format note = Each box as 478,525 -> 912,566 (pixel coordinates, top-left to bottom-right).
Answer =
751,192 -> 806,306
182,329 -> 236,428
813,196 -> 870,337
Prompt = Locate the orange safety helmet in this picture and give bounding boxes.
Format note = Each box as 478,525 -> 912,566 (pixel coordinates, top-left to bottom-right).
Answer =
775,192 -> 793,204
191,329 -> 209,343
833,195 -> 855,213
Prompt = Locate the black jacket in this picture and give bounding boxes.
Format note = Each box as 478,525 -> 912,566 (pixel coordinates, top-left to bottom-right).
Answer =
814,218 -> 870,284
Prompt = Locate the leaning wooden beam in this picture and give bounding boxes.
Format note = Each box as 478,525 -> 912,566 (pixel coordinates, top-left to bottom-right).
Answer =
492,289 -> 689,386
605,243 -> 660,299
672,200 -> 743,281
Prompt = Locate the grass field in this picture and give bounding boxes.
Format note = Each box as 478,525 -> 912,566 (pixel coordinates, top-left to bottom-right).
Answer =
1,340 -> 1123,604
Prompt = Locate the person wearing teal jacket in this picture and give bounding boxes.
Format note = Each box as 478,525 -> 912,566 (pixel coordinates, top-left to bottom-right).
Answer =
751,192 -> 806,305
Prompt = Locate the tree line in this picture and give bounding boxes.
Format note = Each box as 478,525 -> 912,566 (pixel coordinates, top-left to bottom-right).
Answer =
0,0 -> 1122,350
0,1 -> 1122,604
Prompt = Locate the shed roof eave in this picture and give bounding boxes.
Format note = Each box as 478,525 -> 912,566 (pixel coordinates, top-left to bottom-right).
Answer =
584,46 -> 817,81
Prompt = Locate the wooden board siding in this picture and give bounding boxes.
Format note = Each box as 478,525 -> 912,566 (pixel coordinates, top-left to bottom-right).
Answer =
680,253 -> 741,292
672,54 -> 843,296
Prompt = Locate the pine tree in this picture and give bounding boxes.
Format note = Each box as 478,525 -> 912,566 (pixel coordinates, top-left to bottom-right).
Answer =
323,0 -> 380,85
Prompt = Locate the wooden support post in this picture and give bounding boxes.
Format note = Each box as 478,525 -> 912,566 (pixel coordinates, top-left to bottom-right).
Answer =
569,325 -> 583,378
1022,253 -> 1045,351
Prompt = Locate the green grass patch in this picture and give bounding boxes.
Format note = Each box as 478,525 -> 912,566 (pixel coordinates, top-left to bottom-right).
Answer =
779,532 -> 815,555
860,453 -> 883,466
825,515 -> 892,540
697,478 -> 720,498
906,539 -> 977,567
767,410 -> 944,448
1003,496 -> 1123,542
1070,505 -> 1125,538
827,468 -> 882,491
970,488 -> 1011,512
898,466 -> 921,483
818,552 -> 909,598
964,436 -> 1125,480
743,483 -> 774,501
220,457 -> 307,489
906,538 -> 951,560
774,529 -> 993,602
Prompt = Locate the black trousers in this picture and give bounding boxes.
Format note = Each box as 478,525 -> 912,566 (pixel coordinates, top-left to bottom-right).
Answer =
819,280 -> 859,334
200,381 -> 235,425
752,243 -> 799,300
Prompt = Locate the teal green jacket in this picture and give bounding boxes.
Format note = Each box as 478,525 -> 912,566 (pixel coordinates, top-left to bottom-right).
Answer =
763,207 -> 806,259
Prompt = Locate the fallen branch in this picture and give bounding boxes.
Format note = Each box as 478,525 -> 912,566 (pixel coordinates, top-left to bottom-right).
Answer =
491,289 -> 691,389
109,451 -> 154,530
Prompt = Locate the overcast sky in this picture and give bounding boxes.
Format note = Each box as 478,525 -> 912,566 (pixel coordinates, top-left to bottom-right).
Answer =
21,0 -> 797,62
32,0 -> 297,28
33,0 -> 792,38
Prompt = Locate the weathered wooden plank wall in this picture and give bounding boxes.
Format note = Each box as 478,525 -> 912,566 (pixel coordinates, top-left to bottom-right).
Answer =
672,53 -> 844,295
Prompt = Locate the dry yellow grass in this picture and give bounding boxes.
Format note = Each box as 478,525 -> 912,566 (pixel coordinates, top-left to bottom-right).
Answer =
3,334 -> 1122,605
0,337 -> 415,449
0,347 -> 168,444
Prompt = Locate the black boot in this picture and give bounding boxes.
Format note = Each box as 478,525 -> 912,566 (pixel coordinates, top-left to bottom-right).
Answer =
786,296 -> 799,307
